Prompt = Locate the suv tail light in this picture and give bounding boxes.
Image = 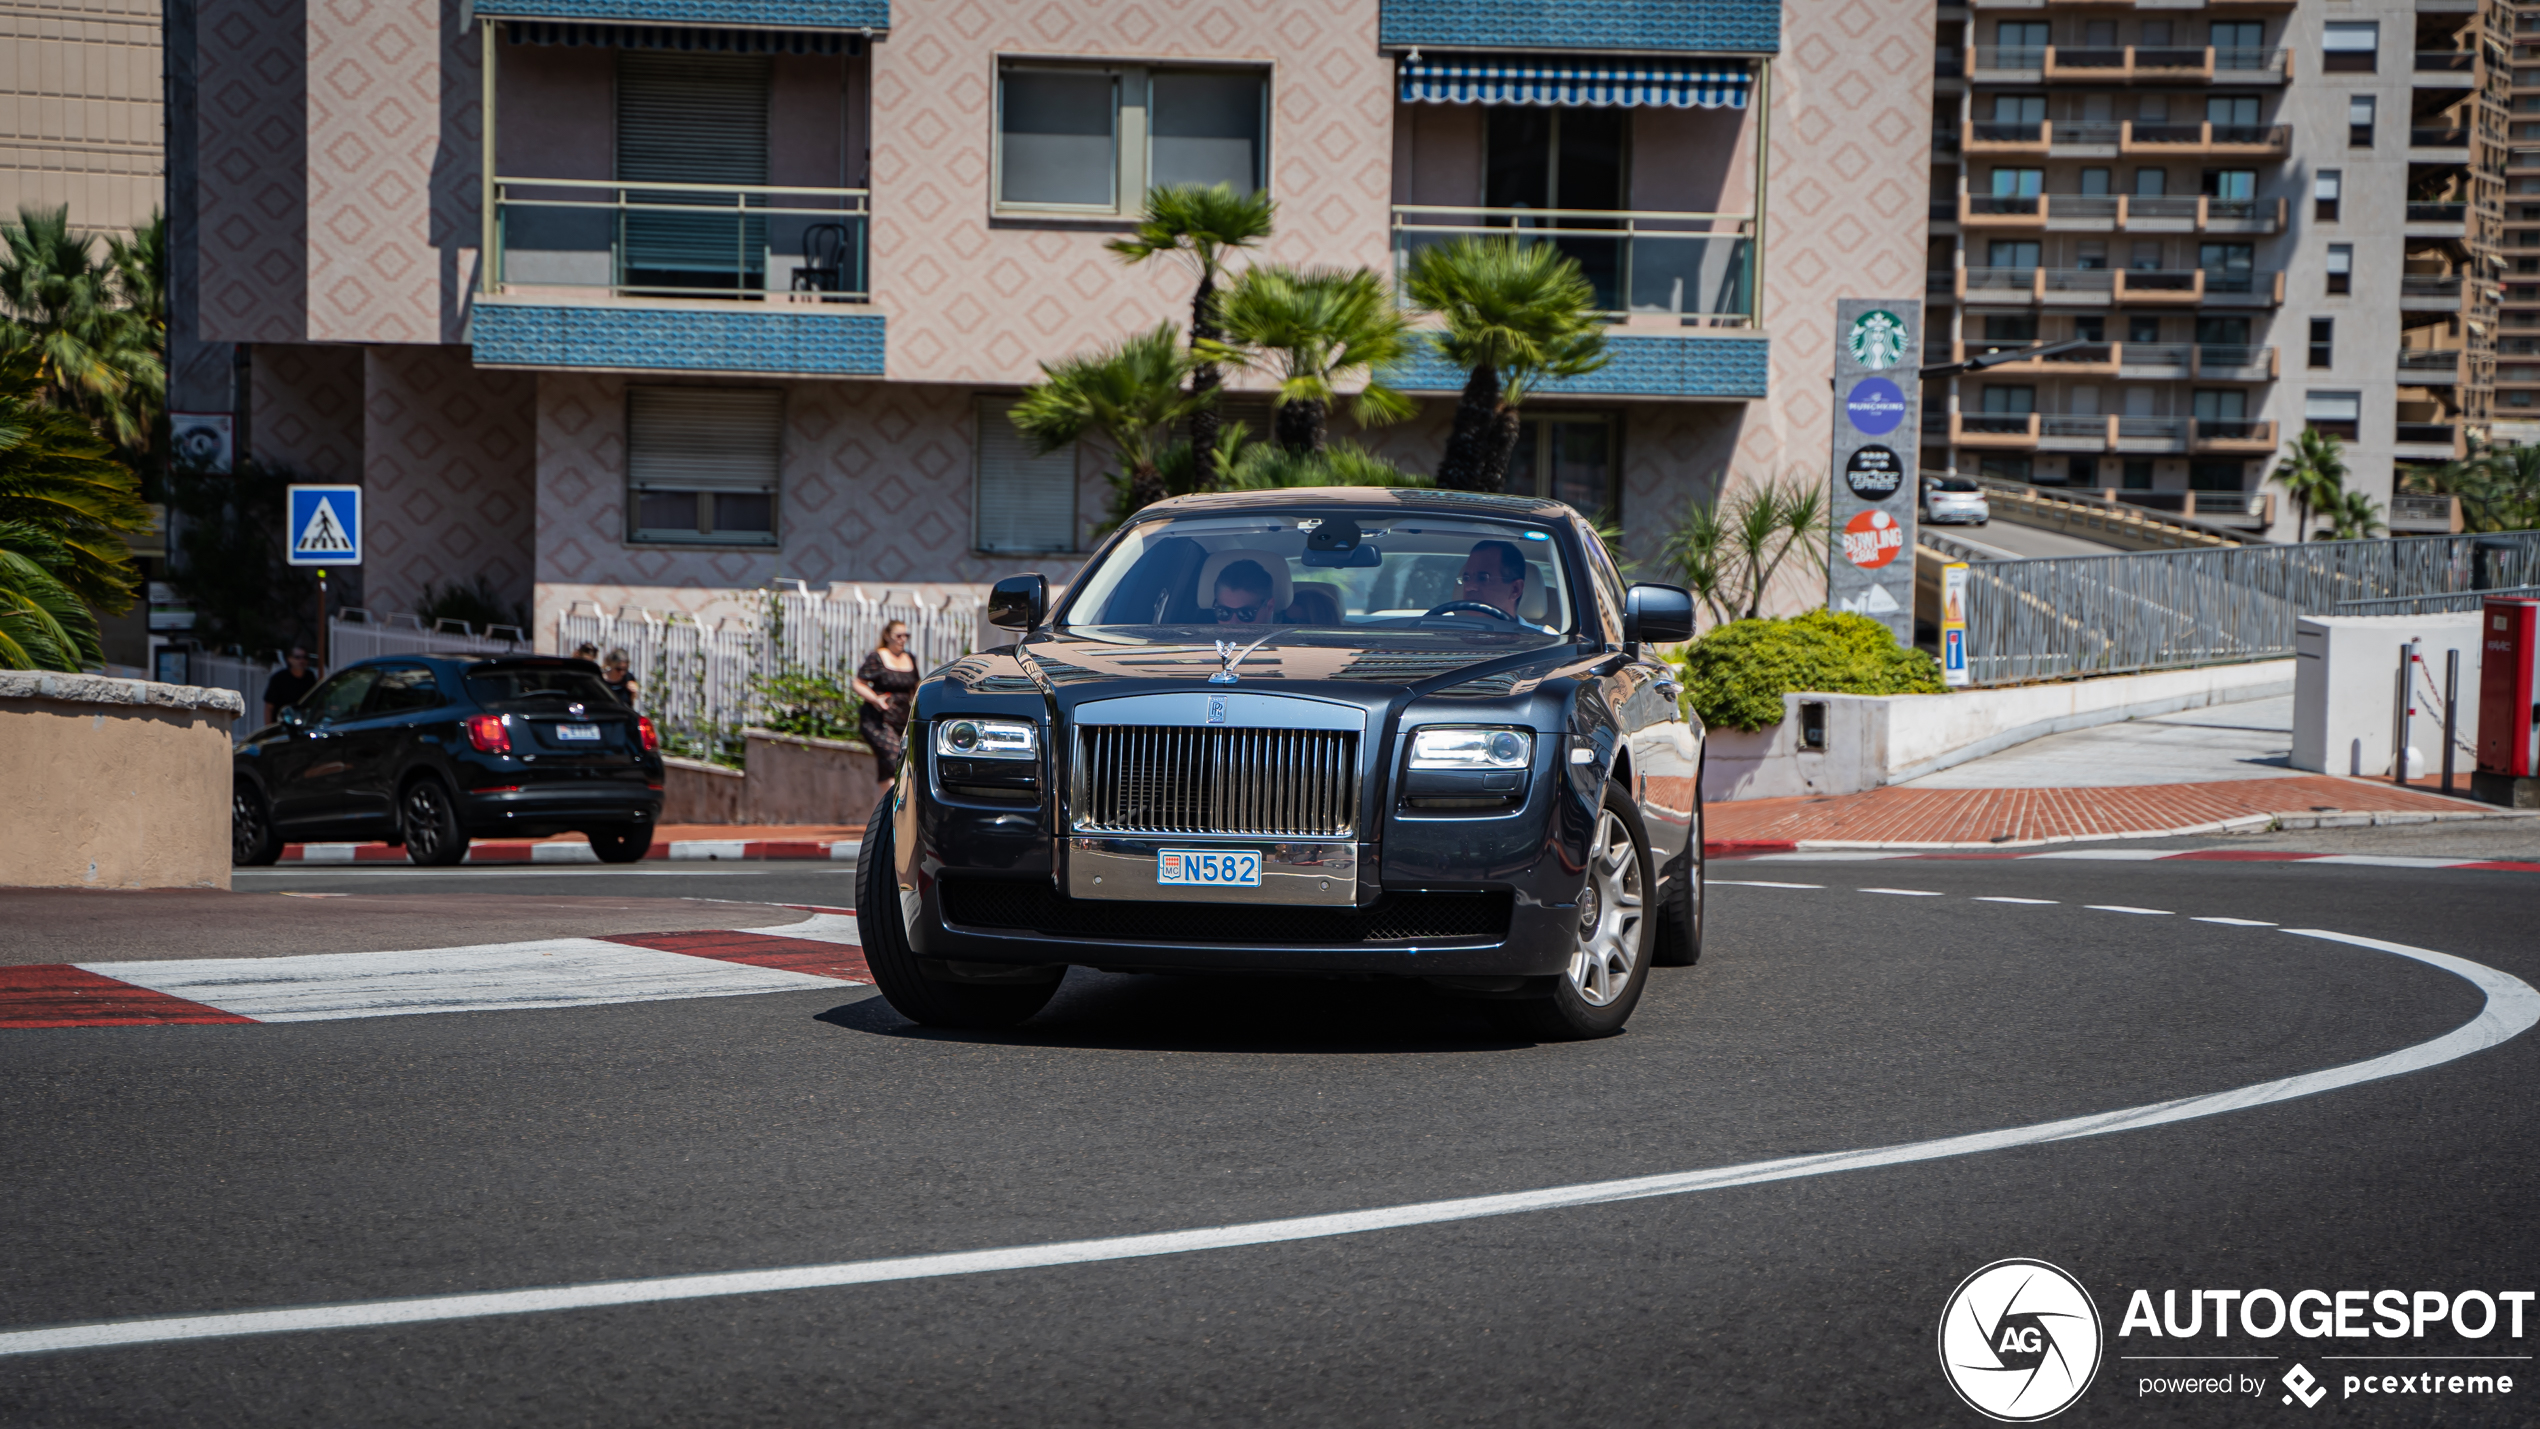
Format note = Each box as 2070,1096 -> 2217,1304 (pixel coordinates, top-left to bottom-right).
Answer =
465,714 -> 512,753
636,715 -> 660,752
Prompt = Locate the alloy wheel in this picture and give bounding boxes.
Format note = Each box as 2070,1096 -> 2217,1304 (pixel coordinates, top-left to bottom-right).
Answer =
404,783 -> 448,860
232,790 -> 266,862
1567,808 -> 1645,1007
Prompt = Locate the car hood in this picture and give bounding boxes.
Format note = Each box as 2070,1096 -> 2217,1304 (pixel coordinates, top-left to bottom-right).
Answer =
938,626 -> 1593,703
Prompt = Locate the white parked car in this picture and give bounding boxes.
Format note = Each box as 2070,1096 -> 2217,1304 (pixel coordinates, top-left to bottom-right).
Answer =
1924,476 -> 1990,526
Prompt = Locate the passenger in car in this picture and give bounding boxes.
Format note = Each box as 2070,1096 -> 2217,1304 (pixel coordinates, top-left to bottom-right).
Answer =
1210,559 -> 1282,625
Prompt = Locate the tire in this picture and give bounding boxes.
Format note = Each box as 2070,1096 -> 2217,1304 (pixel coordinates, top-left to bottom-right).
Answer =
232,780 -> 281,866
854,792 -> 1061,1030
400,775 -> 470,867
1489,779 -> 1656,1041
588,826 -> 653,864
1651,797 -> 1705,968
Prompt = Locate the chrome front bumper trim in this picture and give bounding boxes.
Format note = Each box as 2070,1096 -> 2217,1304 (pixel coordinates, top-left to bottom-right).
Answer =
1065,835 -> 1359,906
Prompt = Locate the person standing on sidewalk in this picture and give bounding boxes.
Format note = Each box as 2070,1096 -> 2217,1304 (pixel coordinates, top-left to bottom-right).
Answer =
852,620 -> 918,803
600,649 -> 641,707
262,647 -> 319,725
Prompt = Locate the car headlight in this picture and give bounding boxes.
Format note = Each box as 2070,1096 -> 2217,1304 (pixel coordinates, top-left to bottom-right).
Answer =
935,717 -> 1038,760
1408,727 -> 1533,770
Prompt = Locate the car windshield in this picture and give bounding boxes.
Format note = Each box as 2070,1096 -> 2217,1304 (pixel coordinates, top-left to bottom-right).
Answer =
464,665 -> 622,711
1931,477 -> 1981,493
1059,509 -> 1579,638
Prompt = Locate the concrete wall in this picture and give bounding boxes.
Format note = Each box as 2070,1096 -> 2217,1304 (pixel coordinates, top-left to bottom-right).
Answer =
742,729 -> 881,824
1702,658 -> 2298,801
0,673 -> 243,890
2291,613 -> 2483,777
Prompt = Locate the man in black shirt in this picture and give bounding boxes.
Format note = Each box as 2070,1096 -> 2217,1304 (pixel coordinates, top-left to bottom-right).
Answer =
263,648 -> 320,725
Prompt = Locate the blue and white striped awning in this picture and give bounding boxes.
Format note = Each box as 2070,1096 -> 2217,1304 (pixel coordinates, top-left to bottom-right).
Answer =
1398,56 -> 1751,109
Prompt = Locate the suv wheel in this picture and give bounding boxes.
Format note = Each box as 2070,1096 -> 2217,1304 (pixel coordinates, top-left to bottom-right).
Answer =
401,776 -> 469,867
588,827 -> 653,864
855,792 -> 1061,1029
1489,780 -> 1654,1041
232,781 -> 281,866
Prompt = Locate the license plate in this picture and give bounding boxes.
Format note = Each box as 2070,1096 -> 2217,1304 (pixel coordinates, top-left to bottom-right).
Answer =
554,724 -> 601,742
1156,849 -> 1262,887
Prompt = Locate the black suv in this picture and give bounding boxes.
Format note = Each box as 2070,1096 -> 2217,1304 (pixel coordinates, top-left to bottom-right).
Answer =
232,656 -> 665,866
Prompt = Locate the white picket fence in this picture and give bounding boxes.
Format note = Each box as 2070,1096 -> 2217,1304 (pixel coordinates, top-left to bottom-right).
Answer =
328,610 -> 529,661
555,587 -> 983,743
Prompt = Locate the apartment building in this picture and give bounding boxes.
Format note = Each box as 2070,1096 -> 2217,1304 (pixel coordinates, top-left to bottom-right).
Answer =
2503,1 -> 2540,435
168,0 -> 1935,635
1929,0 -> 2504,541
0,0 -> 161,233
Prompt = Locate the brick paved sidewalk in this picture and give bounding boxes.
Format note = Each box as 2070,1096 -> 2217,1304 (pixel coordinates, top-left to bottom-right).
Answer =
1705,776 -> 2489,851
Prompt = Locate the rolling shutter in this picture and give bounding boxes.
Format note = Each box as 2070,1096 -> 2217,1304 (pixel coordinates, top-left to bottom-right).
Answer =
975,399 -> 1079,554
627,387 -> 783,545
617,53 -> 770,279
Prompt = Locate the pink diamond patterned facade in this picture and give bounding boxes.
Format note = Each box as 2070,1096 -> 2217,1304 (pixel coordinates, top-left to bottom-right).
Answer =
195,0 -> 1934,639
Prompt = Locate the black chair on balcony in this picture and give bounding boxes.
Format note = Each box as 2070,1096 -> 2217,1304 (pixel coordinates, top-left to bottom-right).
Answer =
792,223 -> 851,299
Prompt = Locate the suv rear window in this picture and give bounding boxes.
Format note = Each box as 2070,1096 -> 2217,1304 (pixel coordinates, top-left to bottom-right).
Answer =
465,665 -> 621,711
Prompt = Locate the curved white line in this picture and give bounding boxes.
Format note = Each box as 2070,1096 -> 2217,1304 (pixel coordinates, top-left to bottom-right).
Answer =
3,926 -> 2531,1358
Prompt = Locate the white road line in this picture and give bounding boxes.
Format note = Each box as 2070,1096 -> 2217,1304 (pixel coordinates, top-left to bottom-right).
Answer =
1711,880 -> 1823,890
1859,888 -> 1945,897
2021,850 -> 2175,861
2298,855 -> 2483,870
2193,916 -> 2278,927
3,925 -> 2527,1359
1745,852 -> 1916,862
2086,905 -> 2173,916
1973,897 -> 2058,905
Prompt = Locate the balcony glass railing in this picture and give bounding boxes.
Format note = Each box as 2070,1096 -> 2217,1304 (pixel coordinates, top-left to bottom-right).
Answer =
2041,415 -> 2109,440
2128,196 -> 2201,220
2398,349 -> 2466,372
1972,122 -> 2046,143
2052,122 -> 2124,146
491,177 -> 871,301
2396,422 -> 2459,446
1389,206 -> 1755,324
2411,128 -> 2472,148
2215,48 -> 2285,73
2416,50 -> 2478,72
2120,343 -> 2194,370
2407,202 -> 2470,223
2041,268 -> 2120,294
1962,414 -> 2036,436
2196,420 -> 2267,442
2118,416 -> 2189,443
1966,195 -> 2042,216
2402,276 -> 2467,298
2195,344 -> 2270,374
1972,46 -> 2046,70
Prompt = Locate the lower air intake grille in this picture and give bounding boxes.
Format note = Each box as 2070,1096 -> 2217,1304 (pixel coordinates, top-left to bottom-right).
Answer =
939,878 -> 1511,945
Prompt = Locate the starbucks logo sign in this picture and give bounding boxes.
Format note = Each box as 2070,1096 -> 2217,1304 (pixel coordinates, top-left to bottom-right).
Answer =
1848,309 -> 1911,371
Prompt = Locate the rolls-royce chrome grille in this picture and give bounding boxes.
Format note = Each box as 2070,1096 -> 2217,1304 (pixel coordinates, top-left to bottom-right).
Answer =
1072,726 -> 1359,837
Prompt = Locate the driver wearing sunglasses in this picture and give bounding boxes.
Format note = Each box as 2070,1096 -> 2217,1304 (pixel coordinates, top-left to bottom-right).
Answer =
1210,559 -> 1282,624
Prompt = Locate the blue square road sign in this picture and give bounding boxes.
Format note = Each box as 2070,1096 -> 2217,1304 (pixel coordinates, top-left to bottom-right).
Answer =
286,485 -> 362,567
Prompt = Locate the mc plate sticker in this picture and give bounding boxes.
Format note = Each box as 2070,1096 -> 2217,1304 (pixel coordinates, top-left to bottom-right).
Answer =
1157,849 -> 1263,887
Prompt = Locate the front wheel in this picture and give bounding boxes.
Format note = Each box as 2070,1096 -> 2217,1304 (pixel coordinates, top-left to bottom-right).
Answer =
854,793 -> 1061,1029
588,826 -> 653,864
1490,780 -> 1655,1041
232,781 -> 281,866
400,776 -> 469,867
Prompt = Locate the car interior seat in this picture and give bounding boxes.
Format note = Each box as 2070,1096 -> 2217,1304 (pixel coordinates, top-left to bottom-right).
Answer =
1285,582 -> 1343,626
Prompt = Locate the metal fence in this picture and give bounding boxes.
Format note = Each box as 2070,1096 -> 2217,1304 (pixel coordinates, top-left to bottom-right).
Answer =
2334,582 -> 2540,616
1947,531 -> 2540,685
555,587 -> 982,747
329,611 -> 528,662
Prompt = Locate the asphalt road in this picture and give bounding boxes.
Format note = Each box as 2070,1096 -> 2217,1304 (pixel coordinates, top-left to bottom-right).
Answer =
3,855 -> 2536,1426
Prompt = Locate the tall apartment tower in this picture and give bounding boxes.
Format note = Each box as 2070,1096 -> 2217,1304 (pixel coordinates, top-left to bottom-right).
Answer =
0,0 -> 162,233
1930,0 -> 2504,543
2503,3 -> 2540,436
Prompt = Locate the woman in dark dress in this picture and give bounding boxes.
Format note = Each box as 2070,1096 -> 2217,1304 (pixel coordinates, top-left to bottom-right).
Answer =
852,620 -> 919,802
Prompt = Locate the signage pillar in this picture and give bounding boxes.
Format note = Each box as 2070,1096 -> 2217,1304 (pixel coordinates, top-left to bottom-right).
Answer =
1827,299 -> 1921,646
1940,562 -> 1970,687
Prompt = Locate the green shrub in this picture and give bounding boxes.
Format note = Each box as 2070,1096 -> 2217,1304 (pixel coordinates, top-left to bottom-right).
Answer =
1674,609 -> 1946,732
752,669 -> 862,741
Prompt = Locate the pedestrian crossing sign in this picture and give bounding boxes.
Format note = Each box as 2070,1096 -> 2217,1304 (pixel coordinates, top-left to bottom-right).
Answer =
286,485 -> 362,567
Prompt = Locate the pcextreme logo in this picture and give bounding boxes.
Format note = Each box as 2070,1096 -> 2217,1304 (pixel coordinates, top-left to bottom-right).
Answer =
1939,1259 -> 2105,1421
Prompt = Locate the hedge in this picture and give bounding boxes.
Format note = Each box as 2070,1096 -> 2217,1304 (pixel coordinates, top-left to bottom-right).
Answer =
1673,610 -> 1947,732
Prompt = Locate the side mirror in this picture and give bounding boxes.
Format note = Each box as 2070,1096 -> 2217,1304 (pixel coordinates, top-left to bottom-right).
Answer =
277,705 -> 306,728
1623,583 -> 1695,645
988,573 -> 1048,631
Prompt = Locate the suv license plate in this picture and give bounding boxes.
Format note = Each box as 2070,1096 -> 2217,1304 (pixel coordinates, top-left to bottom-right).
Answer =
1156,849 -> 1261,887
555,724 -> 601,742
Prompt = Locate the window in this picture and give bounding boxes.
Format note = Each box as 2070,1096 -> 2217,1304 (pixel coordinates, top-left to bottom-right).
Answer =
2127,315 -> 2162,344
1983,314 -> 2039,343
1487,109 -> 1628,307
2326,243 -> 2353,295
2064,456 -> 2096,485
2073,315 -> 2106,342
1989,93 -> 2046,127
2134,168 -> 2168,197
975,397 -> 1080,553
2203,169 -> 2256,201
2188,460 -> 2247,493
303,669 -> 381,723
2121,459 -> 2154,490
2193,389 -> 2245,423
2200,242 -> 2254,292
1980,386 -> 2036,415
1990,168 -> 2043,198
1988,240 -> 2041,269
626,387 -> 783,546
367,665 -> 444,715
1995,22 -> 2048,65
1977,455 -> 2033,482
2309,317 -> 2334,368
2314,170 -> 2342,222
2322,21 -> 2378,73
2349,95 -> 2377,147
2207,95 -> 2261,132
2212,21 -> 2264,60
2079,167 -> 2112,196
2305,390 -> 2361,439
1504,415 -> 1617,517
995,64 -> 1266,215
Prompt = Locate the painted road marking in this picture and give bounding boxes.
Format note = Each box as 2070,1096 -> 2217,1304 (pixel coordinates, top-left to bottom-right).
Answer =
0,966 -> 253,1030
2087,905 -> 2173,916
2021,850 -> 2174,861
1973,896 -> 2058,905
1748,852 -> 1915,862
1859,888 -> 1945,897
2193,916 -> 2278,927
2,926 -> 2526,1359
1711,880 -> 1823,889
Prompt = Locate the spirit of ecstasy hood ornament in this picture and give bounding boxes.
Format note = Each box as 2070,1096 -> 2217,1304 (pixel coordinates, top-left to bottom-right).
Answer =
1210,631 -> 1278,685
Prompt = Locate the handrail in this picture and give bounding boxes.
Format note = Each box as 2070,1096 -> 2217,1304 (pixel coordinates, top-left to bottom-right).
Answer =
495,175 -> 871,198
1390,204 -> 1755,227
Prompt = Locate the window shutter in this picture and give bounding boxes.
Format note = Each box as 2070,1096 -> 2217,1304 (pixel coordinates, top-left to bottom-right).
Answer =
627,387 -> 783,544
618,54 -> 770,277
974,399 -> 1079,554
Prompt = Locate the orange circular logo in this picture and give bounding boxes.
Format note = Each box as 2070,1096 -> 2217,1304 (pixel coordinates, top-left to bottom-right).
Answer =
1841,509 -> 1905,569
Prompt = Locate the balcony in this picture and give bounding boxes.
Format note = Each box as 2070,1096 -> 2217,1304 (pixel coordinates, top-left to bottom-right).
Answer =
2400,276 -> 2467,310
2411,127 -> 2474,151
2120,121 -> 2292,158
1942,341 -> 2275,380
2191,419 -> 2278,454
1964,120 -> 2049,155
492,177 -> 871,302
1967,45 -> 2285,85
1378,0 -> 1780,52
2399,348 -> 2466,383
2405,201 -> 2472,237
2414,50 -> 2480,83
2389,493 -> 2465,534
1954,266 -> 2284,308
2395,422 -> 2462,457
1945,414 -> 2276,455
1956,192 -> 2284,235
1388,206 -> 1754,326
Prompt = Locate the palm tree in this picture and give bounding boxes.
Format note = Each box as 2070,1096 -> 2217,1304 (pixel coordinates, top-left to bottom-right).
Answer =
1663,474 -> 1830,627
1202,265 -> 1415,456
0,206 -> 163,453
2431,439 -> 2540,533
2267,427 -> 2348,540
0,518 -> 102,670
1402,237 -> 1609,493
1105,184 -> 1275,479
0,343 -> 150,618
1009,323 -> 1212,519
2324,487 -> 2387,540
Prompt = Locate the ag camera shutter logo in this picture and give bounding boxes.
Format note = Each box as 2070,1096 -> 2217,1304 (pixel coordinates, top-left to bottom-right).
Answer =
1939,1259 -> 2104,1421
